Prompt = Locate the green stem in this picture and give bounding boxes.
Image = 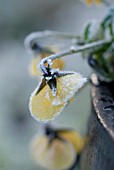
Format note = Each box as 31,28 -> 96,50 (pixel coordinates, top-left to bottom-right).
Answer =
39,39 -> 110,74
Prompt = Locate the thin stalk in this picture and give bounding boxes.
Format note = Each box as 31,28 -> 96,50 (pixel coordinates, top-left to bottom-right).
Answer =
41,30 -> 80,39
39,39 -> 110,74
25,31 -> 80,50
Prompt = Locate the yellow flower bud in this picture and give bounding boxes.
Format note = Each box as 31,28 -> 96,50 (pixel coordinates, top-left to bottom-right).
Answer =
31,135 -> 76,170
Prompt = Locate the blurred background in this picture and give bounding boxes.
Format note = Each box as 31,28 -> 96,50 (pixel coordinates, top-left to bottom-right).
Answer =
0,0 -> 114,170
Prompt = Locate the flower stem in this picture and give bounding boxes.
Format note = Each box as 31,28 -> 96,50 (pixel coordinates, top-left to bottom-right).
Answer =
39,39 -> 110,74
25,31 -> 80,50
42,30 -> 80,39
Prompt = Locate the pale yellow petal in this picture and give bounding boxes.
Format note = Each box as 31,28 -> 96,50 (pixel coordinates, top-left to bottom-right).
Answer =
51,58 -> 64,70
59,131 -> 86,154
29,73 -> 87,121
44,58 -> 64,71
46,73 -> 87,106
29,85 -> 67,122
31,136 -> 76,170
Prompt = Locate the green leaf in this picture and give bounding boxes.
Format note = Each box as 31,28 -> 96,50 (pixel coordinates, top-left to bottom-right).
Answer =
83,22 -> 92,42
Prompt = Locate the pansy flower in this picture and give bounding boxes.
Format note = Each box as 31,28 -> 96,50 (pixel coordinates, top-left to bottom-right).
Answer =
29,63 -> 87,122
31,125 -> 87,170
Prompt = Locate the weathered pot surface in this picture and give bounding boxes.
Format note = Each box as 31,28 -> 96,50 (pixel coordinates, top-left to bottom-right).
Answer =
81,73 -> 114,170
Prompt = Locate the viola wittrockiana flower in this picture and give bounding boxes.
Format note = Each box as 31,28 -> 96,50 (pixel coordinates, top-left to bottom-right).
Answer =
31,136 -> 76,170
29,67 -> 87,122
31,126 -> 86,170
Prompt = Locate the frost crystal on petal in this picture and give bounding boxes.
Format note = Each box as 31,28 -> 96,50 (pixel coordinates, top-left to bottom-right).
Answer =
46,72 -> 87,106
29,85 -> 67,122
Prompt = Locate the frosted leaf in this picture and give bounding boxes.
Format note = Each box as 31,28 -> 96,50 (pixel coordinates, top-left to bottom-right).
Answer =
29,85 -> 67,122
46,72 -> 87,106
